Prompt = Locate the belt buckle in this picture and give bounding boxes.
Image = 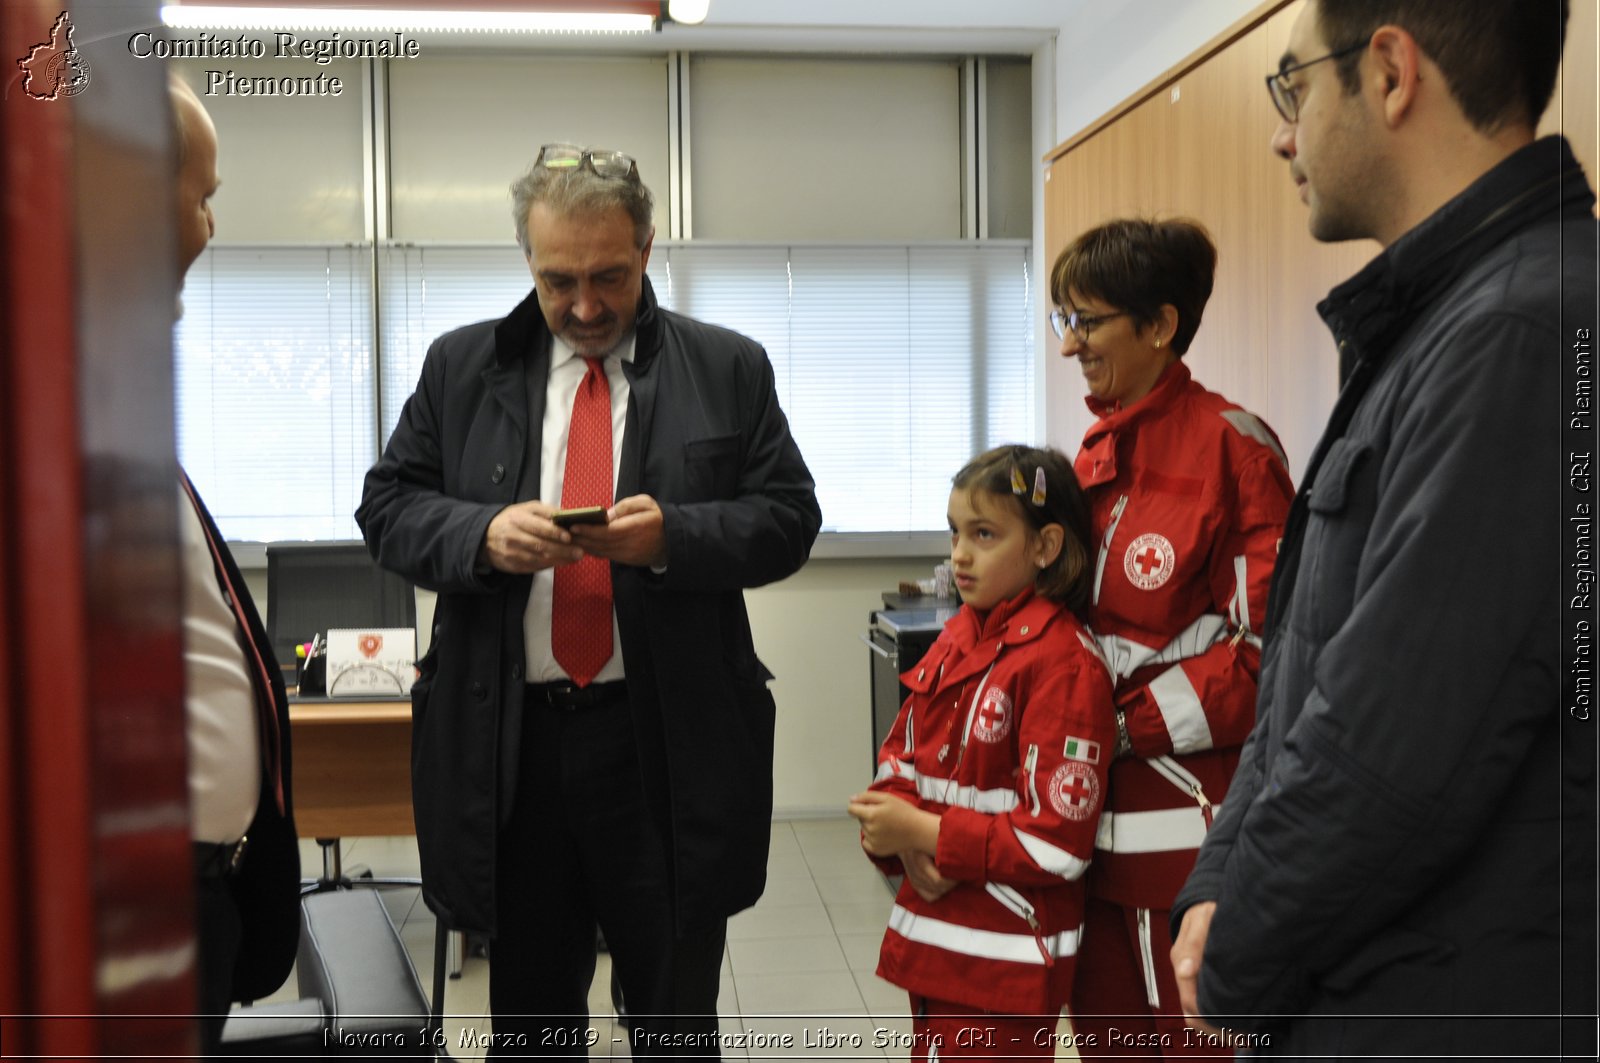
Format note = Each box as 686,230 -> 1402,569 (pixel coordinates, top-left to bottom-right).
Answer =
532,682 -> 578,709
228,834 -> 250,874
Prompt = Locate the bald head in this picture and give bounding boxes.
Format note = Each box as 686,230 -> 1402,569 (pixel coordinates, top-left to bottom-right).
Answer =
170,76 -> 219,277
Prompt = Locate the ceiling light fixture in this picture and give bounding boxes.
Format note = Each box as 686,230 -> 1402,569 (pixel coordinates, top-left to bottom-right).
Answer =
160,2 -> 661,34
665,0 -> 708,25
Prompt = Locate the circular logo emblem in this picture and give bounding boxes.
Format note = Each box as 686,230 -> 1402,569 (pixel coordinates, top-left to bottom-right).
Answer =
358,633 -> 384,658
1123,533 -> 1176,590
971,687 -> 1012,744
1048,761 -> 1101,821
48,50 -> 92,98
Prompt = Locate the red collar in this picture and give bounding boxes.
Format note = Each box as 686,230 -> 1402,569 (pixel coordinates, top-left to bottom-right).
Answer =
1075,361 -> 1192,489
948,587 -> 1061,648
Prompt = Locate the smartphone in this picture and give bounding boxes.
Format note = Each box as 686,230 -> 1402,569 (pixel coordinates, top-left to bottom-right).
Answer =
551,505 -> 609,528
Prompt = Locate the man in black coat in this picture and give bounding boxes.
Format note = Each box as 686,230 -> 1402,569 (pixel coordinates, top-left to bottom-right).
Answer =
1170,2 -> 1597,1058
357,144 -> 820,1057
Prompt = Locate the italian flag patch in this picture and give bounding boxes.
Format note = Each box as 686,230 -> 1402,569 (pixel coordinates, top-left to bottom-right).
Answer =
1063,736 -> 1102,764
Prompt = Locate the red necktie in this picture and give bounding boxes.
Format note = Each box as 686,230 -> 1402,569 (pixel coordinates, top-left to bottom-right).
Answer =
552,357 -> 614,687
179,472 -> 285,815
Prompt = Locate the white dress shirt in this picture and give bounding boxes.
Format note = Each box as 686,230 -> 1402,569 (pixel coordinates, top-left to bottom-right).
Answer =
524,333 -> 633,683
178,484 -> 261,843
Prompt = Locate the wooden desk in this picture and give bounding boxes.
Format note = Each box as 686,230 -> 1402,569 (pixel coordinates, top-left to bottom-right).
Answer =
289,699 -> 414,838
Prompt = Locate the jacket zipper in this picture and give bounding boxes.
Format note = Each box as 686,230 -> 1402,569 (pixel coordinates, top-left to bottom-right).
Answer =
1024,744 -> 1041,816
952,663 -> 997,773
1197,784 -> 1214,829
1151,754 -> 1215,830
1092,494 -> 1129,606
1137,907 -> 1160,1006
961,653 -> 1054,965
985,883 -> 1054,967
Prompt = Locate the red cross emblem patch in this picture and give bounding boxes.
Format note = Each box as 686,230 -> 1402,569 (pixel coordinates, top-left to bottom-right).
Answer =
972,686 -> 1012,744
1048,760 -> 1100,821
1123,532 -> 1176,590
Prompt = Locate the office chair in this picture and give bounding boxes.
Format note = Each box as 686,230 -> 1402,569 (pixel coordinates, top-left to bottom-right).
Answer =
221,889 -> 433,1057
266,542 -> 467,1049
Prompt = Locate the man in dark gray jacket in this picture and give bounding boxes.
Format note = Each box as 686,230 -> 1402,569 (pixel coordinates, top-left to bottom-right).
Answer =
357,145 -> 820,1057
1170,2 -> 1597,1057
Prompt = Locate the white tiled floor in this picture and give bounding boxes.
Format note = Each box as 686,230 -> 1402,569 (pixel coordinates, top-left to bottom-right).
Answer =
272,818 -> 1079,1060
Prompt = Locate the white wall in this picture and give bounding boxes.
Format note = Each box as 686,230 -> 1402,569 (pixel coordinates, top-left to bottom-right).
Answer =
985,58 -> 1036,239
1051,0 -> 1263,146
748,557 -> 946,815
690,57 -> 963,239
388,57 -> 671,242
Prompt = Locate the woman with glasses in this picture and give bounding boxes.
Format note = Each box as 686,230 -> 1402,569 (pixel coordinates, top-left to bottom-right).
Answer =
1049,218 -> 1293,1056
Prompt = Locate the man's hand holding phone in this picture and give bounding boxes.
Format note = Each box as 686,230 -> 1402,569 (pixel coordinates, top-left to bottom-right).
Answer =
551,506 -> 609,529
567,495 -> 667,569
480,500 -> 585,574
482,498 -> 665,573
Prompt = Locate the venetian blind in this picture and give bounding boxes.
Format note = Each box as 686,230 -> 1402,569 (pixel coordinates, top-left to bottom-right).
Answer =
175,245 -> 374,541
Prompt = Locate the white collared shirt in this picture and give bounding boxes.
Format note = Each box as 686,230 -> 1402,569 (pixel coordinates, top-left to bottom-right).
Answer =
524,333 -> 633,683
178,484 -> 261,843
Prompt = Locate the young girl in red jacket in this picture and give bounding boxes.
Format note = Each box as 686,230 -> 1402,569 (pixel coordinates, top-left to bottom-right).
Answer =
849,444 -> 1117,1061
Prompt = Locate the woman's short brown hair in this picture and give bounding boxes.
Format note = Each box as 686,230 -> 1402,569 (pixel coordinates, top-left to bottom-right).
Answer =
1049,217 -> 1217,355
951,445 -> 1094,614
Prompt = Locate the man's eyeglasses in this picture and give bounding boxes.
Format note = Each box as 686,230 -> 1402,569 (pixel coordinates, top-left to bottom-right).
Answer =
535,143 -> 639,180
1049,308 -> 1127,344
1265,41 -> 1367,123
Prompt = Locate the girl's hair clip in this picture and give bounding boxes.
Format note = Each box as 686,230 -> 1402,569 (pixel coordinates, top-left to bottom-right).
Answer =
1031,467 -> 1047,507
1011,465 -> 1028,496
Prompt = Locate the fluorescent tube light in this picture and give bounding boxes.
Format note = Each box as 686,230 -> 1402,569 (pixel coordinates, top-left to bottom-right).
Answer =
160,5 -> 659,33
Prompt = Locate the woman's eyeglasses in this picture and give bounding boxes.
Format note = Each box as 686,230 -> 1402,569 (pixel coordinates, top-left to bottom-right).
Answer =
1049,308 -> 1127,343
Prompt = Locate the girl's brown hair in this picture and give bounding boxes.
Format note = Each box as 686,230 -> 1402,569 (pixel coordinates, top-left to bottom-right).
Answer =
951,445 -> 1094,613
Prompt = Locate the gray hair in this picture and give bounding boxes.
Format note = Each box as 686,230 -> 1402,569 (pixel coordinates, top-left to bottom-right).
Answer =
511,154 -> 654,256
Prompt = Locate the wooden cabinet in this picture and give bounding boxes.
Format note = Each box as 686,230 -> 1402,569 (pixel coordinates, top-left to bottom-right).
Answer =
1045,0 -> 1597,481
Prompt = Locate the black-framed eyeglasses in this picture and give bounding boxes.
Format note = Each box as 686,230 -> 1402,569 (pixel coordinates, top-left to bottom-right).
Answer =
535,143 -> 639,180
1265,41 -> 1367,122
1049,307 -> 1127,343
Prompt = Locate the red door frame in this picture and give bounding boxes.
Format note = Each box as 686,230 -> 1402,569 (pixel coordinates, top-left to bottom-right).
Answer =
3,2 -> 196,1056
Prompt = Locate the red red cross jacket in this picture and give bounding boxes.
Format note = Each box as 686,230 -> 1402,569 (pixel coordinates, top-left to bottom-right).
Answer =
867,588 -> 1116,1015
1074,361 -> 1293,910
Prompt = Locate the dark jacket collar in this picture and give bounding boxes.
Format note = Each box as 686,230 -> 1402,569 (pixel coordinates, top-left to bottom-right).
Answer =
1318,136 -> 1593,380
492,273 -> 664,367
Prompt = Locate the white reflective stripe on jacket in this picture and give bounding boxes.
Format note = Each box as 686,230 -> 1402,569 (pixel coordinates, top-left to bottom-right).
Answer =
1094,804 -> 1220,854
888,903 -> 1083,965
916,773 -> 1020,814
1096,613 -> 1231,680
1012,824 -> 1092,880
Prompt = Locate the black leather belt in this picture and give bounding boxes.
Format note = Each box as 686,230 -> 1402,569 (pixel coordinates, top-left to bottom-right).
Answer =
194,836 -> 249,878
526,680 -> 628,710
